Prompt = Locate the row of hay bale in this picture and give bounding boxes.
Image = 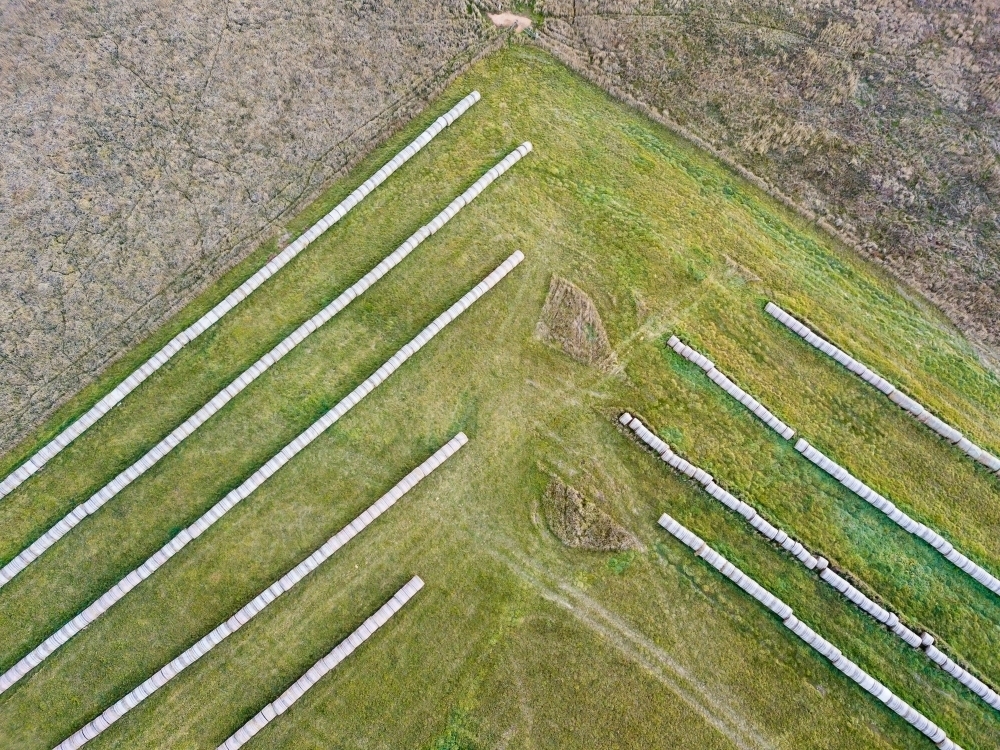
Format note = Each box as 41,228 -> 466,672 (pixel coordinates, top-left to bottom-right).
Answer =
0,140 -> 531,593
658,513 -> 964,750
52,438 -> 463,750
666,335 -> 795,440
620,412 -> 1000,713
0,251 -> 523,696
219,576 -> 425,750
796,439 -> 1000,598
621,413 -> 716,487
621,413 -> 904,629
765,302 -> 1000,475
0,91 -> 483,503
622,412 -> 815,558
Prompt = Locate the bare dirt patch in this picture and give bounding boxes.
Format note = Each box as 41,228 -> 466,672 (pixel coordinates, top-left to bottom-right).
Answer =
536,276 -> 618,372
542,477 -> 641,552
489,12 -> 532,32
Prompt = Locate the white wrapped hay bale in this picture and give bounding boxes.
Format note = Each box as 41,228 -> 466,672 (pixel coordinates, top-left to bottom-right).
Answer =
975,450 -> 1000,473
658,514 -> 962,748
217,577 -> 425,750
622,412 -> 993,703
658,514 -> 704,552
0,142 -> 533,594
766,300 -> 996,477
794,439 -> 1000,597
665,334 -> 794,441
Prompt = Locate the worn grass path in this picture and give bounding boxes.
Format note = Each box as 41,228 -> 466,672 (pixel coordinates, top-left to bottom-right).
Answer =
0,43 -> 998,749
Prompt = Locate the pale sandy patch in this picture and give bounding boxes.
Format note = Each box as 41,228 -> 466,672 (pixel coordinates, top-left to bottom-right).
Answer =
489,12 -> 532,32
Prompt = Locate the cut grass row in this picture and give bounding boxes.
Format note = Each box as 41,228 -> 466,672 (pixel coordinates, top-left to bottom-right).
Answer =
0,43 -> 998,748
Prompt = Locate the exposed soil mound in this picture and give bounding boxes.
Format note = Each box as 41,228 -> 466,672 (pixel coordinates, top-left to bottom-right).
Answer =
536,276 -> 618,371
543,478 -> 640,552
488,12 -> 532,32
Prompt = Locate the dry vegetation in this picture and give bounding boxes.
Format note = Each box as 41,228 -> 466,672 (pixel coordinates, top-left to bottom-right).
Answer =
0,0 -> 501,453
526,0 -> 1000,362
535,275 -> 619,371
542,477 -> 641,551
7,0 -> 998,459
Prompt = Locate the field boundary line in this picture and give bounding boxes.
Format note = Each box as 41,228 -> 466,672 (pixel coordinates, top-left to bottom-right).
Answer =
0,92 -> 482,502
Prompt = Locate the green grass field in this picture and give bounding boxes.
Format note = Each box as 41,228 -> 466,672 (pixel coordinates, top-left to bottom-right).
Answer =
1,42 -> 999,749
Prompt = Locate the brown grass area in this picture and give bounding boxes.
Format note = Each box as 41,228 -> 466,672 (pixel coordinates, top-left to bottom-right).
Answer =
0,0 -> 501,453
542,477 -> 641,552
535,275 -> 618,372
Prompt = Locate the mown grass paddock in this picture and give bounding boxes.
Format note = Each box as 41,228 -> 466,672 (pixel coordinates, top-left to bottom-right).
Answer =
1,42 -> 998,749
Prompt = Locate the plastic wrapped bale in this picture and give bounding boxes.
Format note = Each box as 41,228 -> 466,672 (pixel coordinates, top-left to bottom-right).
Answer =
52,441 -> 464,750
792,439 -> 1000,596
628,411 -> 991,707
765,303 -> 996,480
977,451 -> 1000,472
658,514 -> 704,552
217,578 -> 423,750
